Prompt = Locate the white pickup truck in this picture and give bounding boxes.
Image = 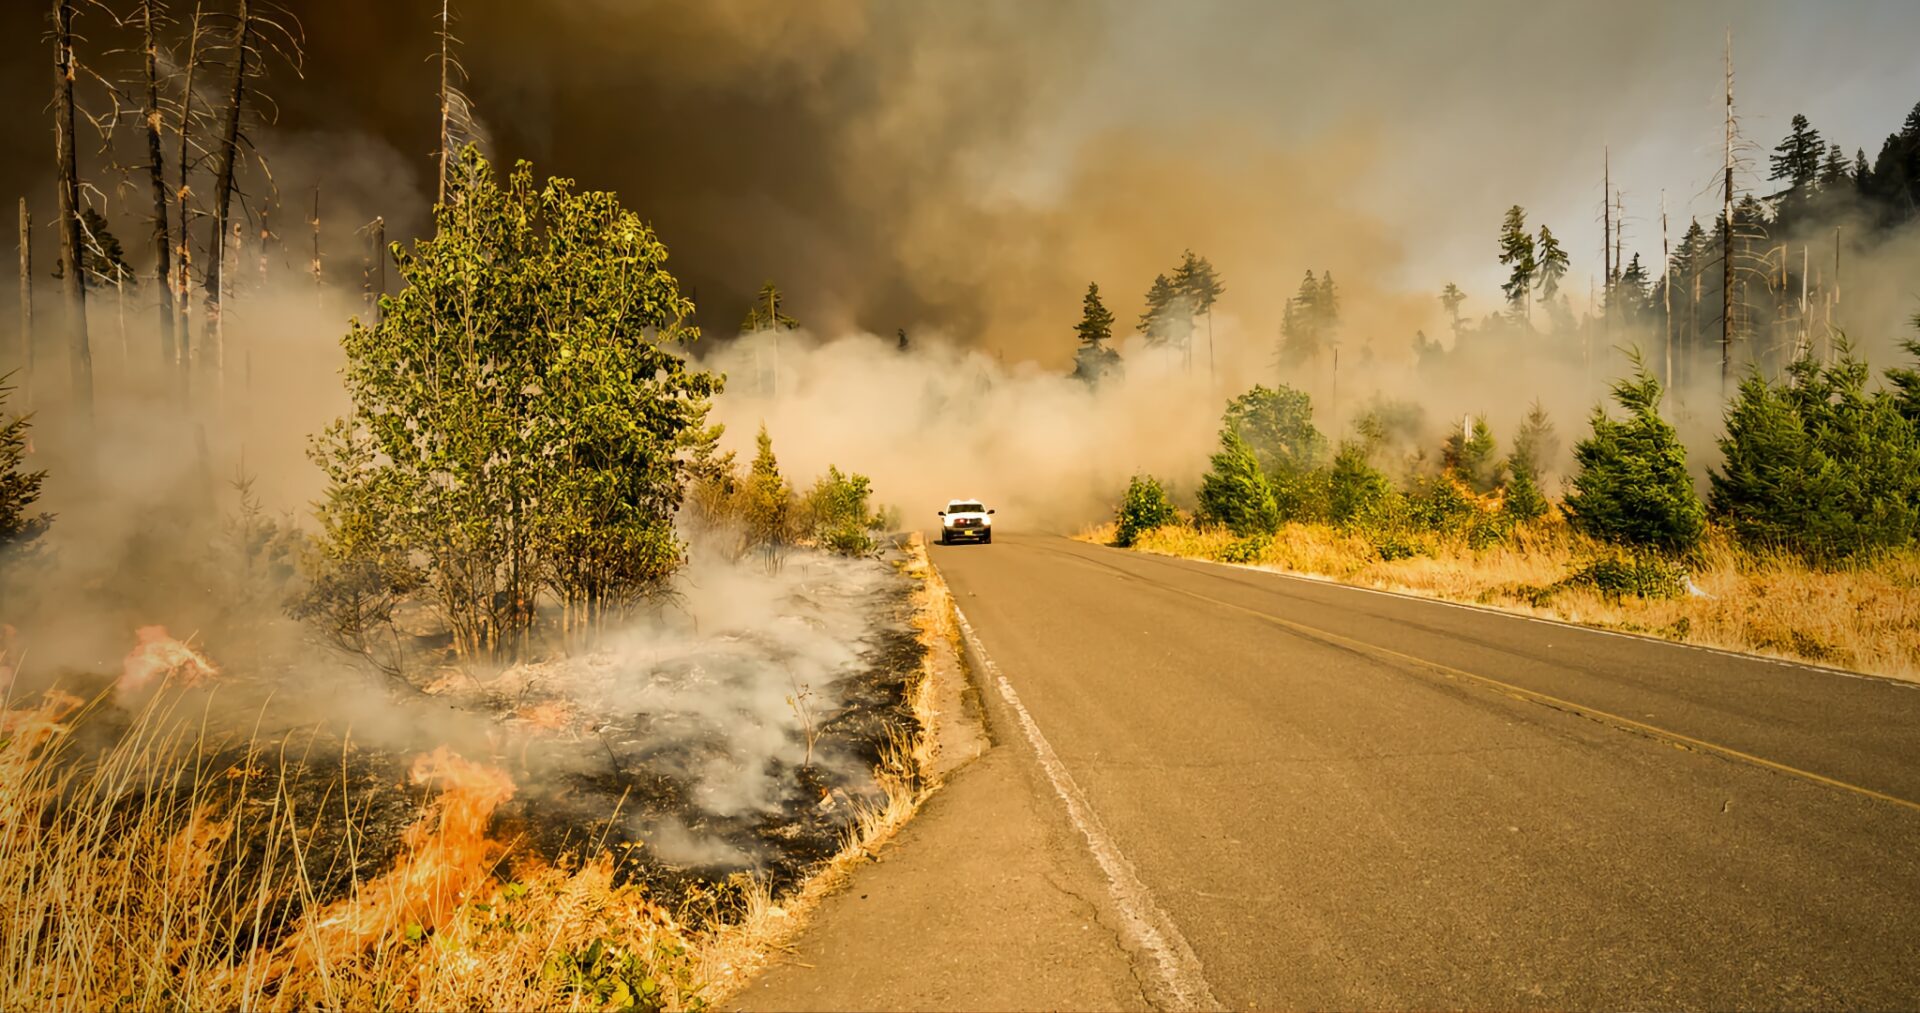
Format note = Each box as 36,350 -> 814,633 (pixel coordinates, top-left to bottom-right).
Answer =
937,499 -> 995,545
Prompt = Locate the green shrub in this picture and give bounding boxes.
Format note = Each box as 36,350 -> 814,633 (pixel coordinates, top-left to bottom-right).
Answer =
1220,534 -> 1271,563
1371,532 -> 1420,561
1466,509 -> 1515,550
1114,474 -> 1179,547
1709,349 -> 1920,563
1564,361 -> 1705,553
1408,474 -> 1475,532
1565,553 -> 1688,601
1328,442 -> 1392,525
1198,429 -> 1281,537
802,465 -> 880,556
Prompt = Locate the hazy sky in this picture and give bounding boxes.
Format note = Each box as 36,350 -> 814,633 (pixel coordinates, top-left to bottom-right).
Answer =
1044,2 -> 1920,307
3,0 -> 1918,354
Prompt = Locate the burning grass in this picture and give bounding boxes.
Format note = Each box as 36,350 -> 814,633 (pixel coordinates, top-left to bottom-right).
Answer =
0,537 -> 953,1011
1083,519 -> 1920,682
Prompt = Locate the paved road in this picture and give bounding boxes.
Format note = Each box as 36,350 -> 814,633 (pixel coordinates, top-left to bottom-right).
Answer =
746,532 -> 1920,1010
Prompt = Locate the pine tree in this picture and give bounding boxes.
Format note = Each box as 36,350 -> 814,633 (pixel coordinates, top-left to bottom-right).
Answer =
0,377 -> 50,553
1439,282 -> 1466,337
1564,360 -> 1704,553
746,423 -> 793,556
1442,416 -> 1505,494
1278,270 -> 1339,364
1497,205 -> 1537,318
1711,349 -> 1920,561
1615,253 -> 1651,326
1071,281 -> 1120,385
896,327 -> 908,352
1535,224 -> 1569,303
1504,402 -> 1557,522
1075,281 -> 1114,346
1888,331 -> 1920,426
1821,143 -> 1850,188
741,281 -> 798,332
1198,428 -> 1280,537
51,208 -> 137,290
1138,272 -> 1183,346
1328,441 -> 1392,525
1769,113 -> 1825,190
1174,250 -> 1224,370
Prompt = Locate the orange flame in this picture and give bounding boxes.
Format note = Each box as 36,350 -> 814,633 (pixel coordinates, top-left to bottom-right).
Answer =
266,747 -> 516,979
118,626 -> 218,694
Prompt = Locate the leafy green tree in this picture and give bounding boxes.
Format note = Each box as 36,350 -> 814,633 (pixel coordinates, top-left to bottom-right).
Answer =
1442,416 -> 1505,494
1769,113 -> 1825,190
308,149 -> 718,661
293,420 -> 423,673
1710,348 -> 1920,562
1113,474 -> 1178,547
803,465 -> 879,556
1498,205 -> 1537,319
1198,429 -> 1280,537
1535,224 -> 1569,303
0,377 -> 50,556
742,281 -> 798,333
1564,361 -> 1704,553
1223,384 -> 1326,477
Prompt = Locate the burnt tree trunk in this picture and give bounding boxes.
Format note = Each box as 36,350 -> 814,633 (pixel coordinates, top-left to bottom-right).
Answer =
142,0 -> 176,375
202,0 -> 250,389
53,0 -> 92,418
174,2 -> 202,386
16,199 -> 30,405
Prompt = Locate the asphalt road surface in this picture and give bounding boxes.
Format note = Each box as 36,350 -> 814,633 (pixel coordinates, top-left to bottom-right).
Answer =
743,532 -> 1920,1011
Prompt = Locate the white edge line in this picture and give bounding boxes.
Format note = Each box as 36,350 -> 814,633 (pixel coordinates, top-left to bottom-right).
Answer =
1124,545 -> 1918,690
953,604 -> 1220,1012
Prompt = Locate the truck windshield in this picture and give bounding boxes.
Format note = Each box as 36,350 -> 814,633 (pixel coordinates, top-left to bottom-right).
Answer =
950,503 -> 985,513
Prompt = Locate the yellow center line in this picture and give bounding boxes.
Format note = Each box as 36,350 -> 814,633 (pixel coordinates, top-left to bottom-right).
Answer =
1150,575 -> 1920,817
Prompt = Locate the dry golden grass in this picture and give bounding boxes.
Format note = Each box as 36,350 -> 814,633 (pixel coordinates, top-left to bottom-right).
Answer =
1082,519 -> 1920,682
0,534 -> 956,1012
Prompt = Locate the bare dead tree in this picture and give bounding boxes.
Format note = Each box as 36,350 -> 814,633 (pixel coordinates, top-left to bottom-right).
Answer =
437,0 -> 479,208
1722,27 -> 1735,393
140,0 -> 176,372
53,0 -> 93,419
307,184 -> 319,307
174,1 -> 203,381
16,200 -> 31,406
370,214 -> 384,323
198,0 -> 302,395
201,0 -> 251,389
